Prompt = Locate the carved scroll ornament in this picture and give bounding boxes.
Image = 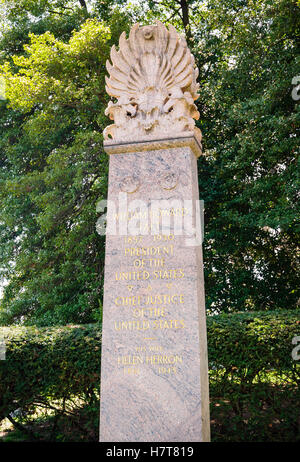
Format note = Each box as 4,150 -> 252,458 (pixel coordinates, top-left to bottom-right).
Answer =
103,21 -> 202,143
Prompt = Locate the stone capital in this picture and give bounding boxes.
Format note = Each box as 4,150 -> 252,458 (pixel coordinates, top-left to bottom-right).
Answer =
103,130 -> 203,158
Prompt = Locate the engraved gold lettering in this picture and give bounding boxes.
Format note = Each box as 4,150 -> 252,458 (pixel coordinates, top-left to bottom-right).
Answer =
114,320 -> 150,331
115,271 -> 150,281
152,269 -> 184,279
117,355 -> 144,365
152,319 -> 185,329
124,245 -> 173,257
145,355 -> 182,365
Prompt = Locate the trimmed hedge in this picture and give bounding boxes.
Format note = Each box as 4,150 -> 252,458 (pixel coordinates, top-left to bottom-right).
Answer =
0,310 -> 299,441
0,325 -> 101,422
207,310 -> 300,441
208,309 -> 300,381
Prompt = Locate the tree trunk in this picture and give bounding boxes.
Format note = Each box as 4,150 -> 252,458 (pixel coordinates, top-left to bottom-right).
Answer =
180,0 -> 192,44
78,0 -> 88,10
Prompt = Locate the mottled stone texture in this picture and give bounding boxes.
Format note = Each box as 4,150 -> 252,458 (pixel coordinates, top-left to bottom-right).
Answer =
99,136 -> 210,442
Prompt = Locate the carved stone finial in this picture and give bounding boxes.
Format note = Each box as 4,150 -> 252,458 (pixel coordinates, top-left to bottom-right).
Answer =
103,21 -> 202,143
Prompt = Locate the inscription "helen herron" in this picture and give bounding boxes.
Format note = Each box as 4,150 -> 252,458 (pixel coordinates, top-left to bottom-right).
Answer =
117,354 -> 183,365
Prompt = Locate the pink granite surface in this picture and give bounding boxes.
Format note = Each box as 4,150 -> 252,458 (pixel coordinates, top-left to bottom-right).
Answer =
99,139 -> 210,442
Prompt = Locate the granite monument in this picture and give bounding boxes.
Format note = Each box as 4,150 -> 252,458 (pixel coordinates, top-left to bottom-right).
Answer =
99,21 -> 210,442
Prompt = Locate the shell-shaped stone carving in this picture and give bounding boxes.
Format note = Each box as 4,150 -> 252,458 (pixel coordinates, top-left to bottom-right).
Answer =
103,21 -> 201,142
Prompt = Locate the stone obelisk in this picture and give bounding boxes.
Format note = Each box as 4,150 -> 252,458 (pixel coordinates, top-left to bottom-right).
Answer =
99,21 -> 210,442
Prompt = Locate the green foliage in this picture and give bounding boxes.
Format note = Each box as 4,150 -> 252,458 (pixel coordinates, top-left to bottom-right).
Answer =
208,310 -> 300,379
2,20 -> 111,112
0,12 -> 132,326
0,311 -> 299,441
195,0 -> 300,313
0,323 -> 101,424
0,0 -> 299,325
207,310 -> 300,441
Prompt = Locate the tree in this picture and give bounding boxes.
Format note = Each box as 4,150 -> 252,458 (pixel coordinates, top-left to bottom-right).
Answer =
0,0 -> 299,325
0,7 -> 131,325
196,0 -> 300,312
